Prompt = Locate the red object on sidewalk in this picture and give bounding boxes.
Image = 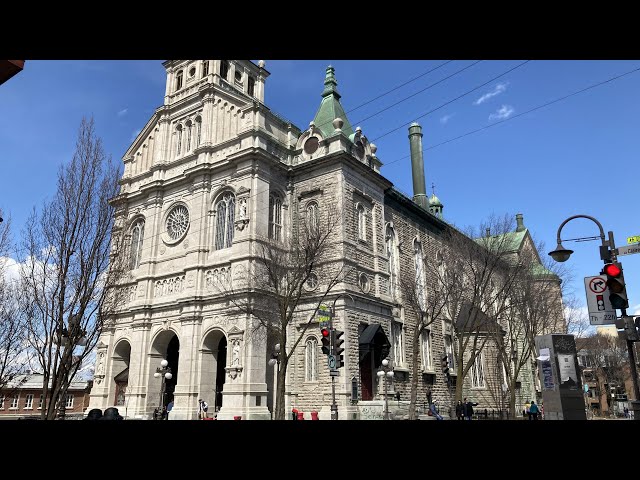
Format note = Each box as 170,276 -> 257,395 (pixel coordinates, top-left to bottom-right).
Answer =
311,411 -> 319,420
297,411 -> 304,420
203,417 -> 215,420
233,415 -> 242,420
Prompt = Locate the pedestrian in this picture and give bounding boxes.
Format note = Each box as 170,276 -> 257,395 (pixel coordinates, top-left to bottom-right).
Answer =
166,400 -> 174,420
455,400 -> 464,420
198,398 -> 209,420
101,407 -> 124,420
153,406 -> 160,420
465,398 -> 478,420
429,402 -> 443,420
528,400 -> 539,420
84,408 -> 103,420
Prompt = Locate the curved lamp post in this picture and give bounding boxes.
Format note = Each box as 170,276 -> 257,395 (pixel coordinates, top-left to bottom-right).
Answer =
548,214 -> 640,420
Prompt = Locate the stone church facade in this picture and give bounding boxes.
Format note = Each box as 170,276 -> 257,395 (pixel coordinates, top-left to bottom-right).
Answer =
88,60 -> 563,419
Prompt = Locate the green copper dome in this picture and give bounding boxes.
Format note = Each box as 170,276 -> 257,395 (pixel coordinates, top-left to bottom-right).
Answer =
311,66 -> 354,139
428,193 -> 443,207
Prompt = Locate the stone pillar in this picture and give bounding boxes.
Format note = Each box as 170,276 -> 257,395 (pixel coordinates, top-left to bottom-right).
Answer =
170,314 -> 202,420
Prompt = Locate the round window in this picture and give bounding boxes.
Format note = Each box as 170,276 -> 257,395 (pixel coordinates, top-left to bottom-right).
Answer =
166,205 -> 190,242
304,272 -> 319,291
304,137 -> 319,155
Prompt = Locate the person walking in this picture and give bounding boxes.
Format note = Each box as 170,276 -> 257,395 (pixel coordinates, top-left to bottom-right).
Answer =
85,408 -> 103,420
198,399 -> 209,420
166,400 -> 174,420
465,398 -> 478,420
528,400 -> 539,420
455,400 -> 464,420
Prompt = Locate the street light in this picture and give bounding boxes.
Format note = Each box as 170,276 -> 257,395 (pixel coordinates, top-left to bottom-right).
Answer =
377,358 -> 394,420
154,359 -> 172,418
268,343 -> 281,420
549,214 -> 640,421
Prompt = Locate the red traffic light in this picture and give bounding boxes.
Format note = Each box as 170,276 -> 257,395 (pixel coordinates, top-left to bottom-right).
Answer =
321,328 -> 330,337
603,263 -> 621,277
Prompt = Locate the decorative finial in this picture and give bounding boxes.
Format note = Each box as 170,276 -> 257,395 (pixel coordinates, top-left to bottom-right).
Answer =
332,117 -> 344,131
355,126 -> 362,133
258,60 -> 266,68
432,182 -> 436,196
370,143 -> 377,155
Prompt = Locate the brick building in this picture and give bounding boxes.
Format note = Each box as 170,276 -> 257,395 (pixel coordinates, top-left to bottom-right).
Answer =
0,373 -> 92,420
87,60 -> 564,420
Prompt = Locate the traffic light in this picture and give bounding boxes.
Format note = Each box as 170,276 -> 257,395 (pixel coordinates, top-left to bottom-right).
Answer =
333,329 -> 345,368
602,262 -> 629,309
441,355 -> 451,384
321,327 -> 331,355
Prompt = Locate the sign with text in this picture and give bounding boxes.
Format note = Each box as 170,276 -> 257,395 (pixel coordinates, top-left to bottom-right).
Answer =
584,275 -> 616,325
627,235 -> 640,245
618,244 -> 640,256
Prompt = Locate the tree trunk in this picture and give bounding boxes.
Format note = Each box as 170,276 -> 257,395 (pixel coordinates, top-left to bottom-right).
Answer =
408,330 -> 420,420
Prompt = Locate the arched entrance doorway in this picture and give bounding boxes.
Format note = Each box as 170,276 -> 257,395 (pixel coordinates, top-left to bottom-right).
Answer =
200,330 -> 227,413
149,330 -> 180,410
358,323 -> 391,401
112,340 -> 131,409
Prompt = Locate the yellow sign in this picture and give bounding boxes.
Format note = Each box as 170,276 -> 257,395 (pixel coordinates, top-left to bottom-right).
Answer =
628,236 -> 640,245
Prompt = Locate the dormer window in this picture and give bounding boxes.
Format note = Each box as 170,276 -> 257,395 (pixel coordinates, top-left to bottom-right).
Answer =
220,61 -> 229,81
176,70 -> 183,91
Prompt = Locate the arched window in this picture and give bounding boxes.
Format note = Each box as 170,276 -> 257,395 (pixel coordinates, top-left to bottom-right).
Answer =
195,117 -> 202,147
185,120 -> 192,152
248,76 -> 255,96
386,225 -> 398,298
471,351 -> 486,388
214,192 -> 235,250
306,201 -> 318,233
414,239 -> 426,311
220,60 -> 229,81
202,61 -> 209,78
357,204 -> 366,241
129,219 -> 144,270
305,337 -> 318,382
176,125 -> 183,155
176,70 -> 183,91
269,194 -> 282,241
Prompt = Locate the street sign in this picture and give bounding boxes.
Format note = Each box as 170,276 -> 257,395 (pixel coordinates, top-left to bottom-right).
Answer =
617,244 -> 640,256
584,275 -> 616,325
328,354 -> 337,369
627,235 -> 640,245
317,304 -> 332,321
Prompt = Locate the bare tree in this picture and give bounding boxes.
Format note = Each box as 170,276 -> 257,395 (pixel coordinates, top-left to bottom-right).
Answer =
0,213 -> 31,391
491,242 -> 566,418
580,333 -> 629,416
219,203 -> 345,420
18,117 -> 127,419
399,235 -> 451,420
440,215 -> 530,405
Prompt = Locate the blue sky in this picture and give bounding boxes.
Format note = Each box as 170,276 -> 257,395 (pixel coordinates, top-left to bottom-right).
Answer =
1,60 -> 639,325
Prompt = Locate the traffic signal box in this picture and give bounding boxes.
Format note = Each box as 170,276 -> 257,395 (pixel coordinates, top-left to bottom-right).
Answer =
333,329 -> 345,368
602,262 -> 629,310
441,355 -> 450,384
321,327 -> 331,355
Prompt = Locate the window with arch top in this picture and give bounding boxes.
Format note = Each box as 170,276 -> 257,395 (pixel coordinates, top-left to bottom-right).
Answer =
356,204 -> 366,241
305,337 -> 318,382
176,70 -> 183,91
306,201 -> 318,233
220,60 -> 229,81
386,225 -> 398,298
129,219 -> 144,270
176,125 -> 183,156
215,192 -> 235,250
414,239 -> 426,311
269,194 -> 282,241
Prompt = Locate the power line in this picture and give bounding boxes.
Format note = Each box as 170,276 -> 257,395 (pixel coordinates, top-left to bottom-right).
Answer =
351,60 -> 482,128
380,62 -> 640,168
372,60 -> 531,142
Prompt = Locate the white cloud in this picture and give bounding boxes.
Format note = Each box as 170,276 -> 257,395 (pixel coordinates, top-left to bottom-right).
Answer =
474,82 -> 509,105
489,104 -> 514,121
117,108 -> 128,117
632,303 -> 640,315
130,129 -> 141,142
440,113 -> 455,124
